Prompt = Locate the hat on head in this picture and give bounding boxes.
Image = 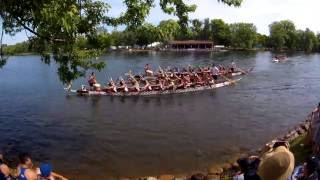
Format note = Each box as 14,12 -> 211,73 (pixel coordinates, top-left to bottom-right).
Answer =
258,146 -> 294,180
40,163 -> 52,177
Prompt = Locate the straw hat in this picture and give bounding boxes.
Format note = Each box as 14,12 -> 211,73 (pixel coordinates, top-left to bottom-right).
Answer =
258,146 -> 294,180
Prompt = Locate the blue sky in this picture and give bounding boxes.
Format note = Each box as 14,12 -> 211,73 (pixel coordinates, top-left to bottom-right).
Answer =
3,0 -> 320,45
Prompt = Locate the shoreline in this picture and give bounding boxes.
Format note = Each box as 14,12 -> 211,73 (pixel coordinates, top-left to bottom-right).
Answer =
5,48 -> 318,56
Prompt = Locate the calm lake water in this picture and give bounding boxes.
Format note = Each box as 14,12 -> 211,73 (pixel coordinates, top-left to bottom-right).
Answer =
0,51 -> 320,179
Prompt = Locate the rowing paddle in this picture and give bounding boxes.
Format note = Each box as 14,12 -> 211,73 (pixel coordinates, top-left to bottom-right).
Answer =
220,74 -> 236,84
237,67 -> 248,75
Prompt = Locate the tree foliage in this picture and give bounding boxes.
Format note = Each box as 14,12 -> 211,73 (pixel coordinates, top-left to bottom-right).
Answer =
269,20 -> 319,52
296,28 -> 318,52
210,19 -> 231,45
0,0 -> 243,83
158,20 -> 181,43
229,23 -> 257,49
269,20 -> 296,50
135,23 -> 161,47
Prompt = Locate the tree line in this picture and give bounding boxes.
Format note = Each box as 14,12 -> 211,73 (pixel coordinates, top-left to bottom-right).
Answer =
4,19 -> 320,55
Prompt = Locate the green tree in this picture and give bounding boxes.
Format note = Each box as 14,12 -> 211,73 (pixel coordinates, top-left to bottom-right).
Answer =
3,41 -> 31,55
269,20 -> 297,50
297,28 -> 318,52
122,30 -> 137,47
158,20 -> 180,43
190,19 -> 203,39
229,23 -> 257,49
76,36 -> 90,50
210,19 -> 231,46
256,33 -> 269,48
135,23 -> 160,47
317,34 -> 320,51
110,31 -> 125,47
88,32 -> 112,50
199,18 -> 211,40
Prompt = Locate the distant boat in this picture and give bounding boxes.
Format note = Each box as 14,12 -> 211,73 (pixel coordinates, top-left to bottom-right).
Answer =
273,55 -> 288,63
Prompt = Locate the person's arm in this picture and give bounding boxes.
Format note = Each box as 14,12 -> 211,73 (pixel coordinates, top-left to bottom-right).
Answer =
51,172 -> 68,180
0,164 -> 10,178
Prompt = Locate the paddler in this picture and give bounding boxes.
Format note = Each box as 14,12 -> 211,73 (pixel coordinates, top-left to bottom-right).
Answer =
210,64 -> 220,83
230,61 -> 236,73
129,77 -> 140,92
117,77 -> 128,92
88,72 -> 97,87
152,79 -> 164,91
194,73 -> 204,86
106,78 -> 117,92
176,78 -> 186,89
182,74 -> 192,88
163,78 -> 175,90
173,72 -> 181,81
187,65 -> 194,73
144,64 -> 154,76
141,79 -> 152,91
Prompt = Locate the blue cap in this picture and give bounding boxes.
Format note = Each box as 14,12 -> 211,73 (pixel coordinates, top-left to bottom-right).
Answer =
40,163 -> 52,177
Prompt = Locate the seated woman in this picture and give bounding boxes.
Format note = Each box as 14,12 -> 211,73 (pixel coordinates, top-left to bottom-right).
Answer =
141,79 -> 152,91
196,67 -> 204,75
176,78 -> 186,89
117,78 -> 129,92
88,72 -> 97,88
128,77 -> 140,92
134,74 -> 143,81
202,73 -> 212,85
172,72 -> 181,81
144,64 -> 154,76
193,73 -> 204,86
151,79 -> 164,91
163,79 -> 175,90
219,65 -> 226,75
182,75 -> 192,88
187,65 -> 194,73
105,79 -> 117,93
230,61 -> 236,73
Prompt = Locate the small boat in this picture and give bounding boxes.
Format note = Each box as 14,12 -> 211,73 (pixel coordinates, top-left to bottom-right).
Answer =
272,55 -> 287,63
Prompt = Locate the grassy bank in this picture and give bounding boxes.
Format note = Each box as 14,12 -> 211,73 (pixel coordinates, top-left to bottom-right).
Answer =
290,133 -> 312,164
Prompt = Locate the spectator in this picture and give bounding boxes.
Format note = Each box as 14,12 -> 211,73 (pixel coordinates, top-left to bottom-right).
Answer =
0,153 -> 11,180
17,153 -> 37,180
258,142 -> 294,180
233,156 -> 261,180
295,155 -> 319,180
36,163 -> 68,180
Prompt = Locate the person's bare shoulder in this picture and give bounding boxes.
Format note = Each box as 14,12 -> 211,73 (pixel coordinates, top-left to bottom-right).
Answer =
25,169 -> 38,180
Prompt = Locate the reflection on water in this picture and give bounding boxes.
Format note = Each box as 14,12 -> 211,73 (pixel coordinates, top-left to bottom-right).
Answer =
0,51 -> 320,179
